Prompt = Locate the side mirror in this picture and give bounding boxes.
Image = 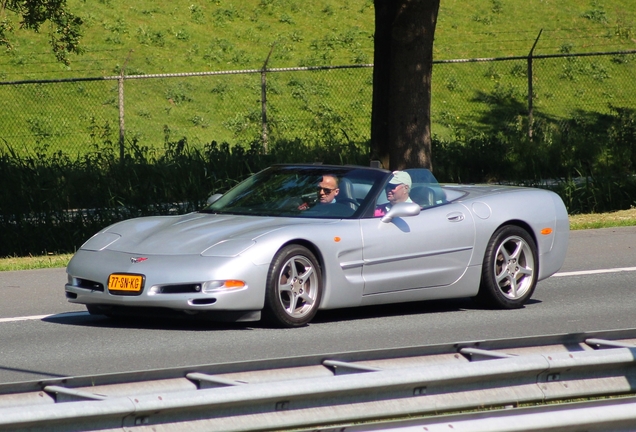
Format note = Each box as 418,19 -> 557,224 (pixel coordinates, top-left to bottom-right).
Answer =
381,202 -> 421,223
207,193 -> 223,205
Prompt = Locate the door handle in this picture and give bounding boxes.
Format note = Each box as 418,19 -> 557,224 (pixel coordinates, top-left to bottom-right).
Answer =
447,212 -> 465,222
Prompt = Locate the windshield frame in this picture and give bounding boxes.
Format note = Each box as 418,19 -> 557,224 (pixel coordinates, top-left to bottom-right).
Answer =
200,164 -> 390,219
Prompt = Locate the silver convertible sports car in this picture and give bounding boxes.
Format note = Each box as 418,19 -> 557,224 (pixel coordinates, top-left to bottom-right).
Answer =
65,164 -> 569,327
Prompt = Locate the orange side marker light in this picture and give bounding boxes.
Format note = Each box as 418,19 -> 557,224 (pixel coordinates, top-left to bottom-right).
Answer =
540,228 -> 553,235
334,237 -> 341,242
224,280 -> 246,289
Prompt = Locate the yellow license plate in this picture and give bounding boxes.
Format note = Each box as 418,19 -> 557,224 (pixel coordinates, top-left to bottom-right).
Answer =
108,274 -> 144,292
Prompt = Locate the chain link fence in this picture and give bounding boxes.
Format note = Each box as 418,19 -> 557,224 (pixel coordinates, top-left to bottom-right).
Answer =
1,51 -> 635,156
433,51 -> 636,139
0,66 -> 374,157
2,51 -> 636,256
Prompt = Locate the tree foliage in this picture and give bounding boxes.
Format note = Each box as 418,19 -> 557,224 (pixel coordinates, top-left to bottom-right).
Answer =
0,0 -> 82,64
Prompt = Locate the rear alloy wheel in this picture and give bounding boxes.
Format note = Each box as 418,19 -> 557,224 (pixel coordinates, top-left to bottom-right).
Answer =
477,225 -> 538,309
264,245 -> 322,327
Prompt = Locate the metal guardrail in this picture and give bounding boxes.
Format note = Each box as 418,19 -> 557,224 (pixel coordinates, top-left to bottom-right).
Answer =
319,396 -> 636,432
1,329 -> 636,431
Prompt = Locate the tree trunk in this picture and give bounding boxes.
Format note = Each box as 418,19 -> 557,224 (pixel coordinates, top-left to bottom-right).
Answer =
371,0 -> 440,171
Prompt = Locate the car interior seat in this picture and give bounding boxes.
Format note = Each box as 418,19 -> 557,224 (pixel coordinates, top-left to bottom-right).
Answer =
337,177 -> 358,210
410,185 -> 435,208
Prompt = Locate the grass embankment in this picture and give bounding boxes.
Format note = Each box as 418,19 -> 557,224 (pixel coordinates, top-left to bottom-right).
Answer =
568,208 -> 636,230
1,0 -> 634,152
2,209 -> 635,271
0,254 -> 74,272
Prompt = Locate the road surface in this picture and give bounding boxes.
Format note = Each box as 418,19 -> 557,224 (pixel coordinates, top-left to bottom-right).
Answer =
0,227 -> 635,384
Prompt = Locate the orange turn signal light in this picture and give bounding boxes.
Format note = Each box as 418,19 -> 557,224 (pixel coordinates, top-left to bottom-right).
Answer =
540,228 -> 553,235
334,236 -> 341,242
224,280 -> 246,289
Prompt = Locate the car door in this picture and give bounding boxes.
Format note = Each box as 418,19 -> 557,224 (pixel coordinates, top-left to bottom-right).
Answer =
360,202 -> 475,295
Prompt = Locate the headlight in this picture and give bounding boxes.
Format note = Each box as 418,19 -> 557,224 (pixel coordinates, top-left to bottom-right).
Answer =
148,280 -> 246,295
203,280 -> 245,293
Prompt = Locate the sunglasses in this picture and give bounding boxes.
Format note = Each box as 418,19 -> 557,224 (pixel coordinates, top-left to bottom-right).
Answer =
385,183 -> 404,192
317,187 -> 335,194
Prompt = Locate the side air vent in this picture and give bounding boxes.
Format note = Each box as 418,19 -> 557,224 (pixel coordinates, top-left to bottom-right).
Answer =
76,279 -> 104,292
154,284 -> 203,294
190,298 -> 217,305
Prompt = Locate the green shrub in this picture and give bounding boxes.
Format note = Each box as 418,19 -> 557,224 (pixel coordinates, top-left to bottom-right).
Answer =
0,132 -> 370,256
3,102 -> 636,256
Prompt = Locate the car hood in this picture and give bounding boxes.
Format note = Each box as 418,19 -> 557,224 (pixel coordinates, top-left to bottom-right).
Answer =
82,213 -> 336,255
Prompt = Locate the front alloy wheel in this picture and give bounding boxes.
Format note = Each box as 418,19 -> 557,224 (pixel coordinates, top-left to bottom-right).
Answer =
264,245 -> 322,327
477,225 -> 538,309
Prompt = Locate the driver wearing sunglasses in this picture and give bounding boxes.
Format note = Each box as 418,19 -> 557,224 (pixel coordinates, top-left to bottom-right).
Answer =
299,174 -> 340,210
316,174 -> 340,204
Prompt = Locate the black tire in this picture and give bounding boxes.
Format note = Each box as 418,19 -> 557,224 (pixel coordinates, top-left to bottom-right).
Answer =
476,225 -> 538,309
263,245 -> 323,327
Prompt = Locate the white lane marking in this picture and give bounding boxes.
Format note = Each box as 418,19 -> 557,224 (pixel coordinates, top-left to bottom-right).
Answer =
553,266 -> 636,277
0,311 -> 87,323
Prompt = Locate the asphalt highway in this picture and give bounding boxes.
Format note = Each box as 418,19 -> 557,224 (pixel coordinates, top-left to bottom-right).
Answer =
0,226 -> 635,384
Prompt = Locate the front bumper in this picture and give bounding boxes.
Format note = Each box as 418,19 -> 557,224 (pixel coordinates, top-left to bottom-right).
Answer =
65,249 -> 269,313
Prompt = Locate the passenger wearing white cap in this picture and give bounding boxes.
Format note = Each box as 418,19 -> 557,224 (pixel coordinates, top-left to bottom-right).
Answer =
374,171 -> 413,217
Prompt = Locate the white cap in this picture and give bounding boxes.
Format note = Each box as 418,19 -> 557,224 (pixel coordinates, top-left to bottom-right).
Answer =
388,171 -> 412,188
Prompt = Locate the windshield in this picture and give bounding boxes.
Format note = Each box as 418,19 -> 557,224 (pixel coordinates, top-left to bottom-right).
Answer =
201,165 -> 388,219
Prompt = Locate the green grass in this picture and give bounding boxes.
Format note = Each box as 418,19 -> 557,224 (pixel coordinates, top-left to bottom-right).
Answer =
1,0 -> 635,152
568,208 -> 636,230
2,0 -> 376,79
3,0 -> 633,78
0,254 -> 74,272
